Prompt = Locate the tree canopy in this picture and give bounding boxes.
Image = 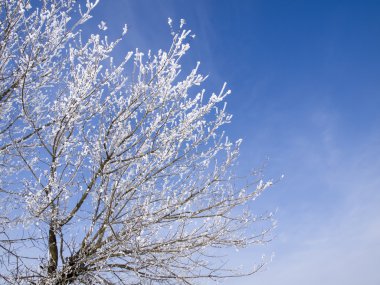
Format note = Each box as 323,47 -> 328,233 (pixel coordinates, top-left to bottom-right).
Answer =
0,1 -> 273,284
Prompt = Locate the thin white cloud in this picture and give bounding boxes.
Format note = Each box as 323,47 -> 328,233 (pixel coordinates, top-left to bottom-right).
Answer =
232,127 -> 380,285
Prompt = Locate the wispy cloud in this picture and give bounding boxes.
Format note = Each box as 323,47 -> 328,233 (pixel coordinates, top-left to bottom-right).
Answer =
234,127 -> 380,285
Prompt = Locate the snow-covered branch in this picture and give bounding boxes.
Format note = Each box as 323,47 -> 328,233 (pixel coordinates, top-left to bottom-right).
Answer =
0,1 -> 273,284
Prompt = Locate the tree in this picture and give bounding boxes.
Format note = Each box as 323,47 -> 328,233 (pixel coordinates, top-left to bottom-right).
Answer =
0,0 -> 273,284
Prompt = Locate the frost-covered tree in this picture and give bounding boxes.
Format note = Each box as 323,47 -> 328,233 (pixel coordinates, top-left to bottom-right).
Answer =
0,0 -> 273,284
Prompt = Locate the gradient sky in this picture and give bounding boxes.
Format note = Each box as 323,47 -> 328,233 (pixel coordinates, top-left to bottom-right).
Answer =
89,1 -> 380,284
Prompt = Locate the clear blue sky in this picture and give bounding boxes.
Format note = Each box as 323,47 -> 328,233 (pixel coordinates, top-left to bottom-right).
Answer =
90,1 -> 380,284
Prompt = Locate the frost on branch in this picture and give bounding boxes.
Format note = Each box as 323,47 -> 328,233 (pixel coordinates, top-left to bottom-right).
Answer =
0,1 -> 274,284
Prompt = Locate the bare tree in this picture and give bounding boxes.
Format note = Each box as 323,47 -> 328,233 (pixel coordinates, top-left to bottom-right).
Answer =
0,0 -> 274,284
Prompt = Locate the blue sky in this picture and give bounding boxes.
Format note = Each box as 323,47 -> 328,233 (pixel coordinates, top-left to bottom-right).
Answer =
90,1 -> 380,284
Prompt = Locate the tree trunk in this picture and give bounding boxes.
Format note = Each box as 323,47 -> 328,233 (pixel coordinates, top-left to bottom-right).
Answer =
48,225 -> 58,275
